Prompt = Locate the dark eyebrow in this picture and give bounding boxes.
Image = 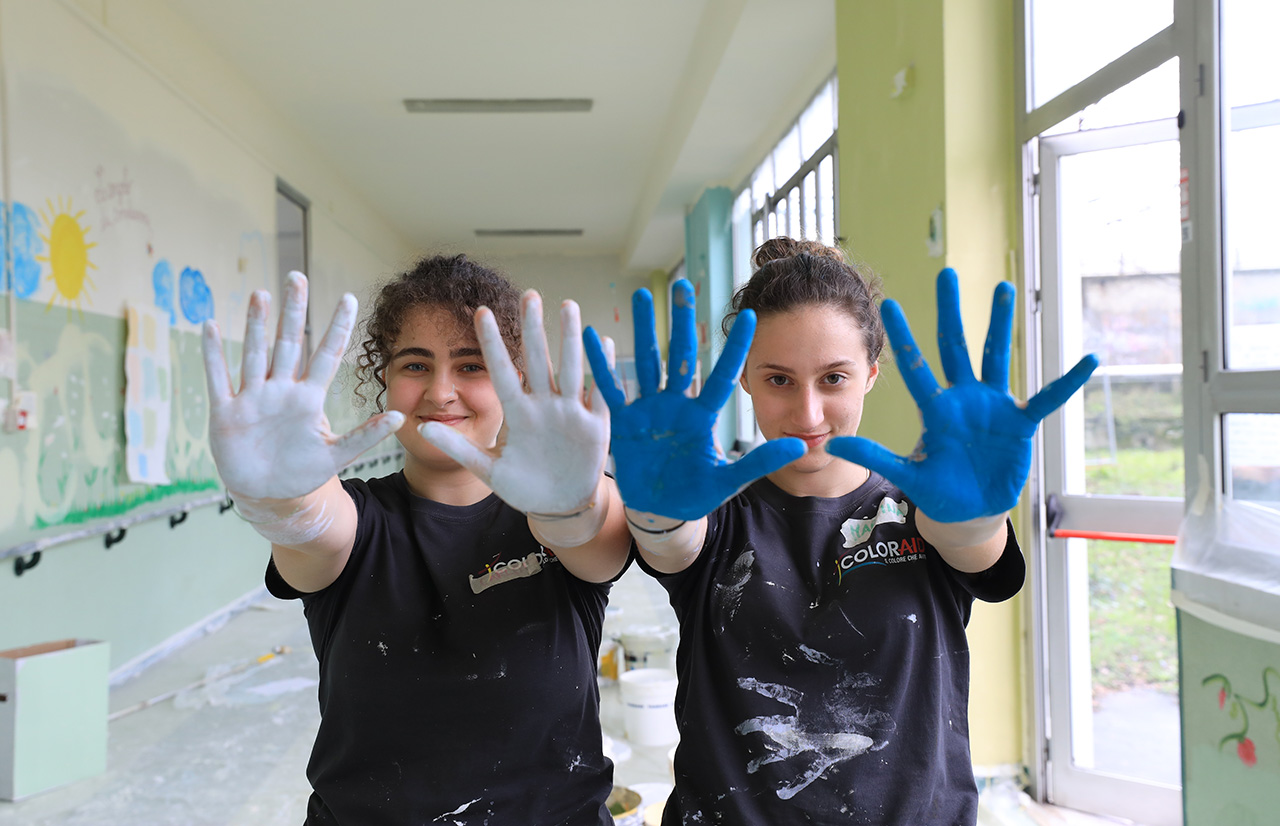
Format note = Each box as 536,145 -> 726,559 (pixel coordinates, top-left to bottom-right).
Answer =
389,346 -> 484,361
754,360 -> 853,373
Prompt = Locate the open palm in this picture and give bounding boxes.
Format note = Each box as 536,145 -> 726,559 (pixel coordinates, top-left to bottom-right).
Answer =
201,272 -> 403,502
826,269 -> 1098,523
583,279 -> 804,521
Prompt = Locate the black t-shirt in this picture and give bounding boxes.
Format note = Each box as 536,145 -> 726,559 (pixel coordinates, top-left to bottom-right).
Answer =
638,473 -> 1025,826
266,472 -> 615,825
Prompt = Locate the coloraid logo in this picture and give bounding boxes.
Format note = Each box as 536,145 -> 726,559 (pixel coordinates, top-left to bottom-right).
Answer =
834,497 -> 926,583
468,547 -> 559,594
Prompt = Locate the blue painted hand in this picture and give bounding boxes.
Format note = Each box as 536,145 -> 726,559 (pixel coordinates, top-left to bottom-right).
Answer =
826,268 -> 1099,523
583,279 -> 805,521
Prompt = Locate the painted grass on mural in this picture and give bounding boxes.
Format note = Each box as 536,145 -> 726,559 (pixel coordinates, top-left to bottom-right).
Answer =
32,477 -> 222,529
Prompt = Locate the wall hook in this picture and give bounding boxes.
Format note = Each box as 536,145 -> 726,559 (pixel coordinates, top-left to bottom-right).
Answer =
104,528 -> 127,549
169,511 -> 189,528
14,552 -> 41,576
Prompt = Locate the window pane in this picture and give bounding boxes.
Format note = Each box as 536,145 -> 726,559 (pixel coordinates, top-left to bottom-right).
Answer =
773,124 -> 802,190
802,171 -> 817,241
800,79 -> 835,159
1043,60 -> 1178,136
751,156 -> 773,213
1226,414 -> 1280,506
1059,141 -> 1183,495
787,188 -> 801,238
819,154 -> 835,246
1030,0 -> 1172,108
1222,0 -> 1280,370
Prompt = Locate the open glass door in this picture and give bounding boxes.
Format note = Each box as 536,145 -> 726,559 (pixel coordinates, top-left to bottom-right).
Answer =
1021,3 -> 1186,821
1038,114 -> 1185,826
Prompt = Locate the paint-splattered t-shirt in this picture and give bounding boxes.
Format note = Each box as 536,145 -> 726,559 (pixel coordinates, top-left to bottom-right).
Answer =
638,473 -> 1024,825
266,472 -> 616,826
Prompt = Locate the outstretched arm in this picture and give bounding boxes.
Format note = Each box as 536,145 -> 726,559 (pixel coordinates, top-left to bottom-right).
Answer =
419,291 -> 630,583
584,279 -> 806,574
826,268 -> 1098,572
202,272 -> 404,592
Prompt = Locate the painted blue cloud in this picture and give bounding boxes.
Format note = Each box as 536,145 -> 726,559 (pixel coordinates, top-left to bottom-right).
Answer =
2,202 -> 43,298
179,267 -> 215,325
152,259 -> 176,324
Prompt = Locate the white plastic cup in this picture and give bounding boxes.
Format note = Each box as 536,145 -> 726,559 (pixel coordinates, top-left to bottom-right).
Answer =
618,667 -> 679,746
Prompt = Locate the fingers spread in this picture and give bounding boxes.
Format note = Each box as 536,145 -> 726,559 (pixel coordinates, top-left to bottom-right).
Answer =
584,327 -> 626,411
519,291 -> 554,394
304,294 -> 358,389
700,308 -> 754,413
1024,353 -> 1099,423
935,269 -> 975,386
475,307 -> 524,402
271,271 -> 309,381
418,421 -> 495,482
825,435 -> 917,492
202,320 -> 233,403
240,290 -> 270,390
882,299 -> 942,409
333,410 -> 405,468
557,300 -> 584,402
667,279 -> 697,396
633,289 -> 662,397
719,436 -> 806,492
981,281 -> 1016,391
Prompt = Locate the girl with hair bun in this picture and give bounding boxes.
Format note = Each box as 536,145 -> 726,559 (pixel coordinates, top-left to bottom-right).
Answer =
202,255 -> 631,825
584,237 -> 1097,824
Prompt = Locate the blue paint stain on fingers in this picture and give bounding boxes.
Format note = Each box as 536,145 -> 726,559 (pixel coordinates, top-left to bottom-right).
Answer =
153,259 -> 176,324
2,202 -> 43,297
180,267 -> 215,324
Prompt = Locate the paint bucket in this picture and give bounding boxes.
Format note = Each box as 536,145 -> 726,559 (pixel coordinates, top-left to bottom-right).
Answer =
618,668 -> 679,746
619,625 -> 677,672
606,785 -> 643,824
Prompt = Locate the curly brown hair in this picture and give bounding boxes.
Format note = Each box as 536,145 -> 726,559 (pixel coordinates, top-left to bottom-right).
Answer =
723,237 -> 887,364
354,254 -> 523,410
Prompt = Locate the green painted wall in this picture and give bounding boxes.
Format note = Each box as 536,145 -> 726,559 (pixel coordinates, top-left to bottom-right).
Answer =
835,0 -> 1023,768
0,0 -> 409,676
685,187 -> 737,450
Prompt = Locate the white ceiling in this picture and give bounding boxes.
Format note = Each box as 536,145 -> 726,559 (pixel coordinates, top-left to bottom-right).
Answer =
161,0 -> 835,273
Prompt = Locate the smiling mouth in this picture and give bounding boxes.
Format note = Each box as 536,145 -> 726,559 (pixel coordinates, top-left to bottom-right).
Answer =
791,433 -> 828,449
421,415 -> 466,427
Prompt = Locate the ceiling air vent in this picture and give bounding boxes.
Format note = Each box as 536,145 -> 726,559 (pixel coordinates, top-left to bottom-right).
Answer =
474,229 -> 584,238
404,98 -> 592,114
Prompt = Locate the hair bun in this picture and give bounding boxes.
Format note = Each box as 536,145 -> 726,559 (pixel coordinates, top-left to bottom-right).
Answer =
751,236 -> 846,269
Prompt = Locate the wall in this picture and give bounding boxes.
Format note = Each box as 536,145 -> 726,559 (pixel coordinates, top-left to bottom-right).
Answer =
0,0 -> 413,675
1180,612 -> 1280,824
835,0 -> 1024,769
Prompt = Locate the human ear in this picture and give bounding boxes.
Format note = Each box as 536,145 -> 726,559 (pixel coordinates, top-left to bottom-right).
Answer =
865,361 -> 879,391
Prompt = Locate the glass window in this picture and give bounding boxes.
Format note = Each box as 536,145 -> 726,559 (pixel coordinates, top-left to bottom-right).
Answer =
1059,141 -> 1184,496
1030,0 -> 1173,108
1225,413 -> 1280,507
1043,60 -> 1179,136
1222,0 -> 1280,371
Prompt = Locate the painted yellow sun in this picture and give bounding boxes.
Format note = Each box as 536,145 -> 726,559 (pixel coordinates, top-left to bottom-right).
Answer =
37,196 -> 98,318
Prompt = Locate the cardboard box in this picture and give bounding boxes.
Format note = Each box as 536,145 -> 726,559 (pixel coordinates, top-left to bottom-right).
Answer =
0,639 -> 109,800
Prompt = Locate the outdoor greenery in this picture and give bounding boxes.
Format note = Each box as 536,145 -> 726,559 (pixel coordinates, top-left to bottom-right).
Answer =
1085,448 -> 1182,698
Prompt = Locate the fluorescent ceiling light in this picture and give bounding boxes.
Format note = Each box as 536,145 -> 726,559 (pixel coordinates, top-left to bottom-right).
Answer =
474,229 -> 584,237
404,98 -> 592,114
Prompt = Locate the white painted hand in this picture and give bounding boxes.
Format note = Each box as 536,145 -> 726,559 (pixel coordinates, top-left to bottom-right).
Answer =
202,272 -> 404,502
419,291 -> 609,515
